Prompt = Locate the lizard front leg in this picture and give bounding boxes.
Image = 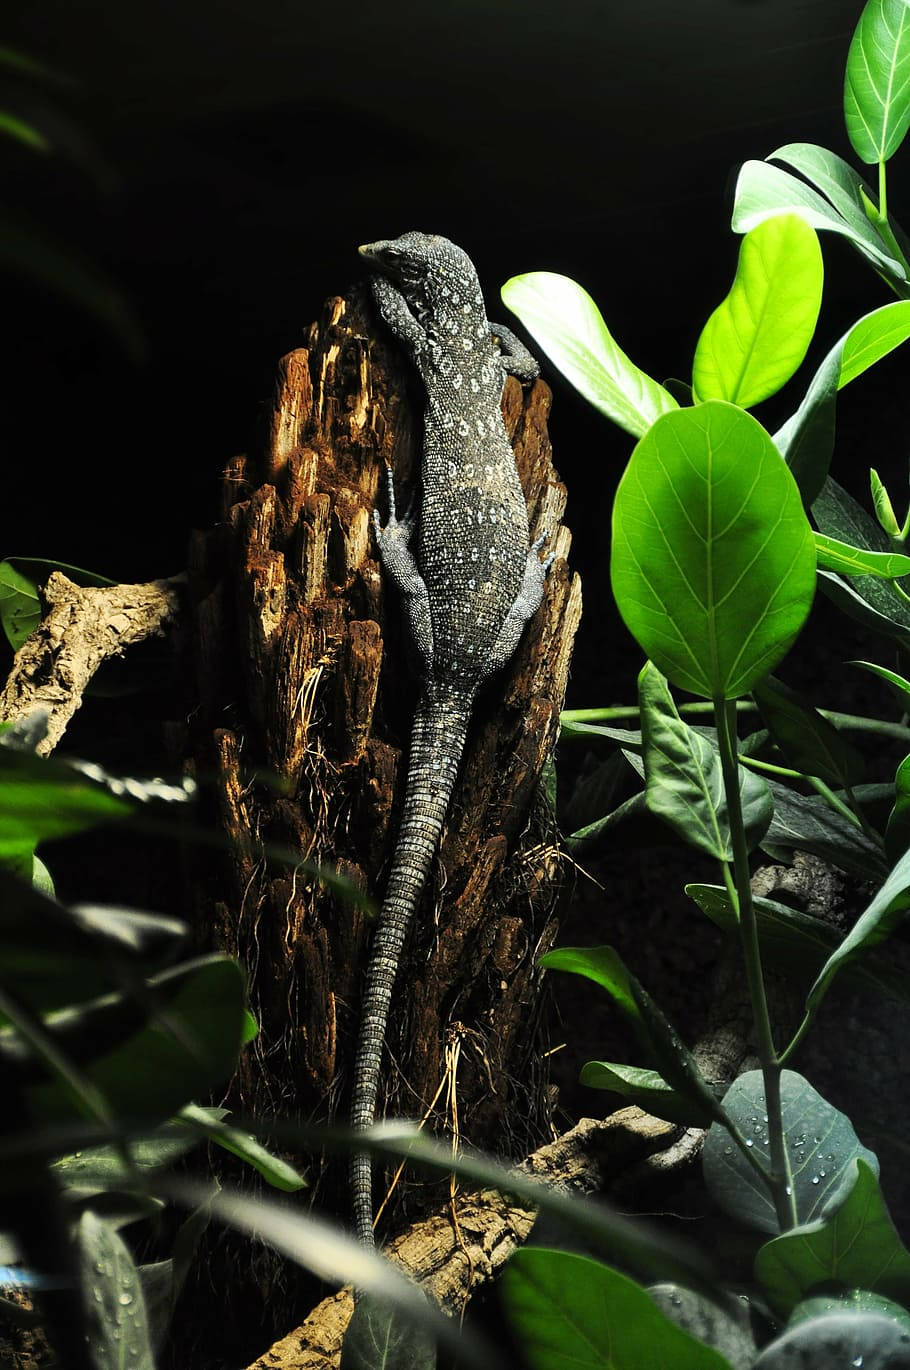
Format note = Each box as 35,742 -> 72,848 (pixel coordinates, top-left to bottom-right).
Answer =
369,276 -> 427,366
373,467 -> 434,677
488,320 -> 540,384
483,532 -> 554,678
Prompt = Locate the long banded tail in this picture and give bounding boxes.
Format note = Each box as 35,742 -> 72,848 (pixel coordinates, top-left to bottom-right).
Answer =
351,686 -> 473,1246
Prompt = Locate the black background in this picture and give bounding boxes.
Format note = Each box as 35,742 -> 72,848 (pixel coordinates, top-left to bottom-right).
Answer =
5,0 -> 908,713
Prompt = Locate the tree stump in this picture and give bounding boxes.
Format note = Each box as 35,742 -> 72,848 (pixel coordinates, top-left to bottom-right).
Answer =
184,281 -> 580,1352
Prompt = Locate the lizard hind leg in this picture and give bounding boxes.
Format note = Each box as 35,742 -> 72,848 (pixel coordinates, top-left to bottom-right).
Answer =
373,466 -> 434,677
483,533 -> 554,679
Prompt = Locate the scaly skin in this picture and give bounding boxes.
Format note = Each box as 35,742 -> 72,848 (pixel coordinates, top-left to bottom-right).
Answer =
351,231 -> 551,1247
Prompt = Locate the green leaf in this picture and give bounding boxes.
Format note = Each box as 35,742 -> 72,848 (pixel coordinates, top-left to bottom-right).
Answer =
53,1120 -> 219,1192
26,955 -> 249,1126
770,143 -> 884,239
0,113 -> 49,153
611,401 -> 816,699
805,843 -> 910,1022
814,531 -> 910,578
813,478 -> 910,645
886,754 -> 910,861
500,271 -> 678,438
686,883 -> 910,1005
578,1062 -> 714,1127
177,1104 -> 306,1192
756,1159 -> 910,1315
693,216 -> 823,409
753,1309 -> 910,1368
0,749 -> 130,858
851,658 -> 910,712
342,1295 -> 436,1370
540,944 -> 724,1125
732,160 -> 905,281
0,872 -> 188,1012
562,751 -> 626,836
77,1211 -> 155,1370
773,301 -> 910,504
0,558 -> 115,650
566,789 -> 650,855
870,468 -> 902,537
753,675 -> 865,786
790,1289 -> 910,1332
703,1070 -> 879,1235
649,1284 -> 758,1370
163,1177 -> 497,1369
500,1248 -> 734,1370
760,777 -> 887,881
845,0 -> 910,164
639,662 -> 772,858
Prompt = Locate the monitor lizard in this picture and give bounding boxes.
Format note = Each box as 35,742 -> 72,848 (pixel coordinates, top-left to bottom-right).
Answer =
351,231 -> 552,1247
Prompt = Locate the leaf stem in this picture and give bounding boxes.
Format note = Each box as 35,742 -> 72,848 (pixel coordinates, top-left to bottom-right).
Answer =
714,697 -> 797,1231
561,704 -> 910,743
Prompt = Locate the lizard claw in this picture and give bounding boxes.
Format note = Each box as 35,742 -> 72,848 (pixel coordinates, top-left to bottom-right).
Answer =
531,529 -> 556,571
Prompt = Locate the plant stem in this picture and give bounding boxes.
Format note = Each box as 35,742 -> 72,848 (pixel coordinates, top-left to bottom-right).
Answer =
875,159 -> 910,285
561,703 -> 910,743
714,697 -> 797,1231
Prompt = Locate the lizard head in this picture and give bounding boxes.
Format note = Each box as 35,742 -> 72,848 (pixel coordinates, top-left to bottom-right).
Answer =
358,231 -> 484,328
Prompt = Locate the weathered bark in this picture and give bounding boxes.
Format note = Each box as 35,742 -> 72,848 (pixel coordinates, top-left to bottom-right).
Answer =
187,286 -> 582,1237
0,573 -> 183,753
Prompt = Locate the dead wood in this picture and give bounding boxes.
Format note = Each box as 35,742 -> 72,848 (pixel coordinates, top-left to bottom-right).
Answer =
0,573 -> 183,754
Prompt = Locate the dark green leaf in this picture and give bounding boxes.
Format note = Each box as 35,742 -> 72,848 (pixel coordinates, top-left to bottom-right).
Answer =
753,675 -> 865,786
177,1104 -> 306,1192
770,143 -> 881,239
342,1295 -> 436,1370
887,755 -> 910,862
753,1309 -> 910,1369
649,1284 -> 757,1370
611,402 -> 816,699
0,749 -> 130,858
814,478 -> 910,643
844,0 -> 910,164
500,1249 -> 734,1370
756,1159 -> 910,1315
852,659 -> 910,712
566,789 -> 649,854
541,945 -> 725,1125
562,751 -> 627,836
805,844 -> 910,1022
703,1070 -> 879,1235
640,662 -> 772,858
26,955 -> 248,1126
761,777 -> 887,880
686,883 -> 910,1005
500,272 -> 678,438
579,1062 -> 714,1127
77,1211 -> 155,1370
139,1186 -> 216,1353
693,216 -> 822,409
790,1289 -> 910,1331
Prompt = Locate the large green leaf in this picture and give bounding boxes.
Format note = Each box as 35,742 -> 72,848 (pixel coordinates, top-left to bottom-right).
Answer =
77,1211 -> 155,1370
703,1071 -> 879,1235
0,748 -> 130,860
773,301 -> 910,504
500,271 -> 678,438
844,0 -> 910,164
805,843 -> 910,1023
177,1104 -> 306,1192
25,955 -> 248,1126
770,143 -> 881,237
753,1309 -> 910,1368
755,1159 -> 910,1315
649,1285 -> 757,1370
639,662 -> 772,858
500,1249 -> 734,1370
693,216 -> 822,409
341,1296 -> 436,1370
732,160 -> 905,280
611,401 -> 816,699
